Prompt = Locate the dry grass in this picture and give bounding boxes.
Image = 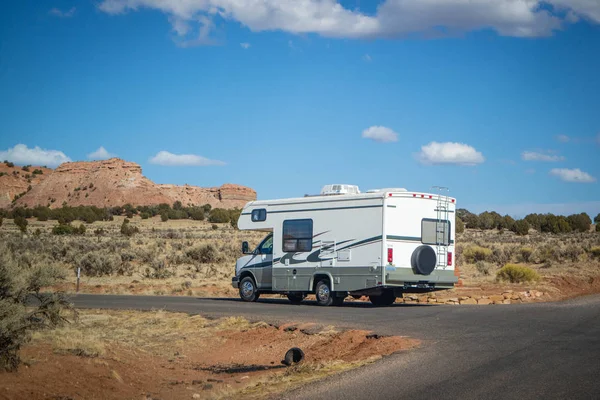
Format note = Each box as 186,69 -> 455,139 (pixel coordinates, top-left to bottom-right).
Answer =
456,228 -> 600,286
0,216 -> 265,296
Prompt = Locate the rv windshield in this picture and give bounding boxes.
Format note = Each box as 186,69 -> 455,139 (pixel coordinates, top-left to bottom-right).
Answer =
255,234 -> 273,254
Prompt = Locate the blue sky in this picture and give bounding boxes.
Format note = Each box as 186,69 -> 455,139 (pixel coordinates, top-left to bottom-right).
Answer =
1,0 -> 599,217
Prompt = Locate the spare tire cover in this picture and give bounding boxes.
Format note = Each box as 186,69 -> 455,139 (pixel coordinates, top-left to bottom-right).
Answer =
411,245 -> 436,275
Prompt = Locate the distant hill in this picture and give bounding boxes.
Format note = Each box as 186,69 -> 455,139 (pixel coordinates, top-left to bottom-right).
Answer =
1,158 -> 255,210
0,162 -> 53,208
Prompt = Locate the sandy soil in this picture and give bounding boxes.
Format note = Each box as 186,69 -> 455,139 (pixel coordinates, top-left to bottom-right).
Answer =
0,310 -> 418,400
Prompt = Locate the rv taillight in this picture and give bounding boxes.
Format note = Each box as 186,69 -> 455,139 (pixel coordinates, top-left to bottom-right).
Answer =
447,252 -> 453,266
387,248 -> 393,263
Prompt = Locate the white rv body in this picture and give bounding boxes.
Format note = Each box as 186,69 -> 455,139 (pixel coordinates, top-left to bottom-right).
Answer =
232,187 -> 458,305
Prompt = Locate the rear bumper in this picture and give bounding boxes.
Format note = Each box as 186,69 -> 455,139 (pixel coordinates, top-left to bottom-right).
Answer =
231,276 -> 239,289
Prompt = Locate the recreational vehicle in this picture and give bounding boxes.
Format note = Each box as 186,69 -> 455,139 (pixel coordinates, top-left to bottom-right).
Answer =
232,185 -> 458,306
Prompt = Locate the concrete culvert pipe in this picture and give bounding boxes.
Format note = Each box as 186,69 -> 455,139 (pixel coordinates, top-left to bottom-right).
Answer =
411,245 -> 436,275
282,347 -> 305,366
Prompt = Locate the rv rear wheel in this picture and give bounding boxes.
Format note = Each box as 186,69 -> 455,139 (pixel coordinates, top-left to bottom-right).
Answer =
315,280 -> 334,306
239,276 -> 260,302
369,290 -> 396,306
287,293 -> 305,305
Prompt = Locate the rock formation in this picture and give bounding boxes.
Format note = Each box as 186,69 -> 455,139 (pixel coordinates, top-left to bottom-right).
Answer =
5,158 -> 255,209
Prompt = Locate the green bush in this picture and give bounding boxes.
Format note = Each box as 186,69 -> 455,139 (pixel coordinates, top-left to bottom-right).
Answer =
511,219 -> 530,236
52,223 -> 86,235
120,219 -> 139,236
567,213 -> 592,233
13,216 -> 28,233
455,218 -> 465,234
590,247 -> 600,259
496,264 -> 540,283
4,160 -> 14,167
140,212 -> 150,219
208,208 -> 230,223
462,245 -> 493,263
32,169 -> 43,175
0,243 -> 70,371
212,224 -> 218,230
160,213 -> 168,222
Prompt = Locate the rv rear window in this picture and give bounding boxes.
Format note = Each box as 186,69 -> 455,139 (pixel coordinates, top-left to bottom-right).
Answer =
251,209 -> 267,222
422,219 -> 450,246
282,219 -> 313,253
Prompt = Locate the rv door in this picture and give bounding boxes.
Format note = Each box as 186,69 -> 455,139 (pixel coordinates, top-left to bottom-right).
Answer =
252,233 -> 273,289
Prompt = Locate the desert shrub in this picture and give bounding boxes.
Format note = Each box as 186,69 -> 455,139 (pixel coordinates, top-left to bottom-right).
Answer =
490,246 -> 513,266
212,224 -> 218,230
160,213 -> 168,222
496,264 -> 540,283
51,223 -> 86,235
518,247 -> 534,263
0,216 -> 3,227
0,243 -> 70,371
4,161 -> 14,167
186,244 -> 221,263
13,216 -> 28,233
143,259 -> 174,279
511,219 -> 530,236
589,246 -> 600,259
462,245 -> 493,263
562,245 -> 584,262
455,218 -> 465,234
475,260 -> 492,275
208,208 -> 230,223
140,212 -> 150,219
188,207 -> 205,221
77,252 -> 120,277
532,245 -> 560,264
21,165 -> 30,172
597,225 -> 600,232
120,219 -> 139,236
32,169 -> 43,175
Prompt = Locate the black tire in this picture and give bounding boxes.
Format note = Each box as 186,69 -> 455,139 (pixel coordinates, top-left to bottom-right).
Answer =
239,276 -> 260,302
315,280 -> 334,306
370,290 -> 396,306
411,245 -> 437,275
287,293 -> 305,305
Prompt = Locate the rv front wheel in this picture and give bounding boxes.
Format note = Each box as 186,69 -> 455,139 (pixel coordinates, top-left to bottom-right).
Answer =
315,280 -> 334,306
239,276 -> 260,302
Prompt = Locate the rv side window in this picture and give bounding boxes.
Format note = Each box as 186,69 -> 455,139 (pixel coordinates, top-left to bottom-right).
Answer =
251,209 -> 267,222
421,219 -> 450,245
282,219 -> 313,252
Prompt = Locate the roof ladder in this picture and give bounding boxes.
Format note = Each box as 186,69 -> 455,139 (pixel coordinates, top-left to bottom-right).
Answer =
432,186 -> 450,268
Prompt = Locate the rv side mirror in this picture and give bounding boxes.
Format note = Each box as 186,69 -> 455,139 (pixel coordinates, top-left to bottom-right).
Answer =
242,241 -> 249,254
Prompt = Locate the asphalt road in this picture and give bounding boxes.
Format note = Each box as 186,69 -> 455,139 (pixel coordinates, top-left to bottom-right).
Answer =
72,294 -> 600,400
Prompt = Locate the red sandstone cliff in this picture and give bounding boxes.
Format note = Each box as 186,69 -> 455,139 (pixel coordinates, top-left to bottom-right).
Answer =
7,158 -> 255,209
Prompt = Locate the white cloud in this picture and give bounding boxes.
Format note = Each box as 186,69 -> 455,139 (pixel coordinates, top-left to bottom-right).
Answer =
240,42 -> 251,49
521,151 -> 565,162
149,151 -> 226,166
525,168 -> 536,174
362,54 -> 372,62
555,134 -> 570,143
49,7 -> 76,18
96,0 -> 600,46
417,142 -> 484,166
361,126 -> 398,143
0,144 -> 71,168
550,168 -> 596,183
87,146 -> 116,160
